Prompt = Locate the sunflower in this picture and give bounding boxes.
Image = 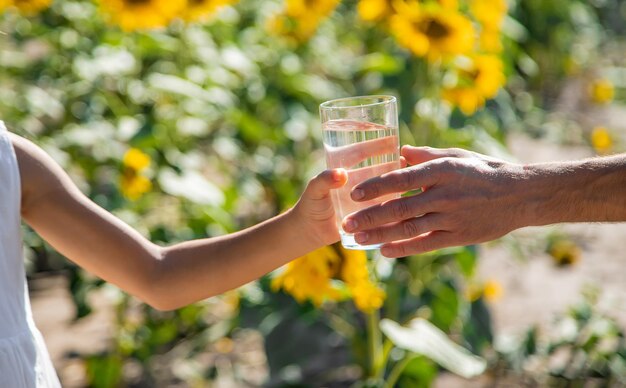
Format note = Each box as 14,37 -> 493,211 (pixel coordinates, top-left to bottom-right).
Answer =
389,3 -> 474,62
442,54 -> 505,115
284,0 -> 338,18
357,0 -> 394,22
469,0 -> 507,53
340,247 -> 386,312
272,244 -> 385,312
120,173 -> 152,200
478,27 -> 502,53
2,0 -> 52,15
589,78 -> 615,104
470,0 -> 507,30
436,0 -> 458,8
123,147 -> 151,171
547,238 -> 581,267
465,279 -> 502,303
183,0 -> 237,23
120,148 -> 153,200
350,281 -> 386,312
394,0 -> 459,12
271,245 -> 344,306
591,126 -> 613,154
268,0 -> 340,42
482,280 -> 503,302
99,0 -> 186,32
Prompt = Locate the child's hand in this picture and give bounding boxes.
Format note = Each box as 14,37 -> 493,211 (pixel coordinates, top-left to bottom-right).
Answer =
293,169 -> 348,247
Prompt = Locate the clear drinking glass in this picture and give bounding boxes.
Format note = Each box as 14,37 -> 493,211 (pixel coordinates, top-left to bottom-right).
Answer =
320,95 -> 400,250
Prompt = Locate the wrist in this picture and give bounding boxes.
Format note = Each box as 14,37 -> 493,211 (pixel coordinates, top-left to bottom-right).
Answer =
516,164 -> 548,227
520,159 -> 598,226
496,162 -> 540,230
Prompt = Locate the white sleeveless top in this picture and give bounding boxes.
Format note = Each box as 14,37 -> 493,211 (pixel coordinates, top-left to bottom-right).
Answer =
0,122 -> 61,387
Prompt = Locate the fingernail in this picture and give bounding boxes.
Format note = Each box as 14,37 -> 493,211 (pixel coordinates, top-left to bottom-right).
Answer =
344,218 -> 358,232
352,188 -> 364,200
333,169 -> 345,181
355,232 -> 368,243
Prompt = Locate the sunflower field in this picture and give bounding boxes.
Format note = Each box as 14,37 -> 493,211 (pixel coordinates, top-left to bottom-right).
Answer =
1,0 -> 626,386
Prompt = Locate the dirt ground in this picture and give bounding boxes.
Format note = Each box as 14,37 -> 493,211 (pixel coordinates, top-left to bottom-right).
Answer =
30,132 -> 626,387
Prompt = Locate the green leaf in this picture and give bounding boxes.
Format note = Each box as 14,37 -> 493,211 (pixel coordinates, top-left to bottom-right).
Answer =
85,354 -> 123,388
150,320 -> 179,346
380,318 -> 487,379
455,246 -> 477,279
430,282 -> 459,332
398,356 -> 437,388
358,53 -> 403,75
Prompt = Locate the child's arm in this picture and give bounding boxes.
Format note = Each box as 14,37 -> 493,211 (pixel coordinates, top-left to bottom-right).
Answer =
11,134 -> 347,310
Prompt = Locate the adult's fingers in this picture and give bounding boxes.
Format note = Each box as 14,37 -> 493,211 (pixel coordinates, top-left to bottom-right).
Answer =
350,163 -> 440,202
379,231 -> 458,258
343,190 -> 437,233
306,169 -> 347,200
353,213 -> 447,245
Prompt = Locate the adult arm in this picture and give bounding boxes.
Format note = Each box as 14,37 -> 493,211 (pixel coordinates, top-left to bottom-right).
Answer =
342,146 -> 626,257
11,134 -> 346,310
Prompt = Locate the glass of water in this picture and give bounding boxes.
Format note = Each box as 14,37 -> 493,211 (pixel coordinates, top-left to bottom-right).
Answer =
320,95 -> 400,250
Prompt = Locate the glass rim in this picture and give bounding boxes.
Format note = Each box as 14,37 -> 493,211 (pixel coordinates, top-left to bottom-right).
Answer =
319,95 -> 396,110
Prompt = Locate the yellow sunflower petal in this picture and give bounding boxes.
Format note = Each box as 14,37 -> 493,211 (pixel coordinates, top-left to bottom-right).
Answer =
100,0 -> 187,31
390,5 -> 475,62
184,0 -> 237,22
121,174 -> 152,200
123,148 -> 152,172
591,126 -> 613,154
357,0 -> 392,22
483,280 -> 503,302
271,245 -> 344,305
589,79 -> 615,104
10,0 -> 52,15
350,281 -> 386,313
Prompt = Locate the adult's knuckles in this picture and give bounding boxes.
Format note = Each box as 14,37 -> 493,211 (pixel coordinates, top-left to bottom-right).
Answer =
385,244 -> 406,258
439,215 -> 458,232
368,227 -> 384,242
390,199 -> 412,220
397,169 -> 416,191
401,218 -> 420,238
437,158 -> 457,175
429,189 -> 460,210
358,209 -> 378,229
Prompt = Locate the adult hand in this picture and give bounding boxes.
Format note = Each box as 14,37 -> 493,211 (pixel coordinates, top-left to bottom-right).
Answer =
342,146 -> 527,257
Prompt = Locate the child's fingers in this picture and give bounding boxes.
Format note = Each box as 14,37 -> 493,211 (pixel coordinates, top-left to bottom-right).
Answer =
401,146 -> 453,165
306,169 -> 347,200
326,136 -> 398,168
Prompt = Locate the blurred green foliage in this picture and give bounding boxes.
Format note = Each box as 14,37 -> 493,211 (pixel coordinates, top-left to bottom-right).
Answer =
1,0 -> 625,386
499,287 -> 626,386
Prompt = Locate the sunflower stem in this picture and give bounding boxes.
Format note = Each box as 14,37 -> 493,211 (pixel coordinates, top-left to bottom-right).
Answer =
375,339 -> 395,381
384,355 -> 418,388
367,309 -> 383,378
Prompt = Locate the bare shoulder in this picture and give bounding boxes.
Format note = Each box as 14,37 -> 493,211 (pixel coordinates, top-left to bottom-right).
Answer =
9,133 -> 74,215
9,133 -> 59,183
